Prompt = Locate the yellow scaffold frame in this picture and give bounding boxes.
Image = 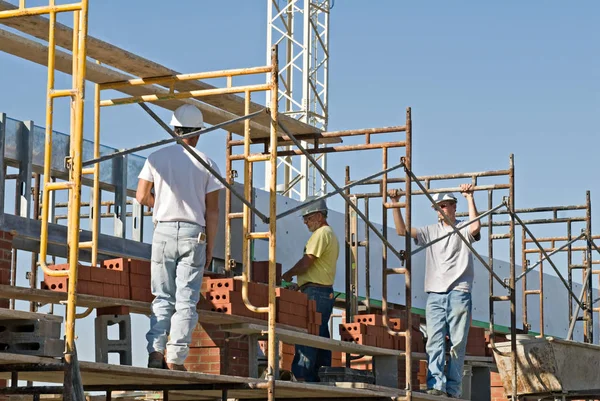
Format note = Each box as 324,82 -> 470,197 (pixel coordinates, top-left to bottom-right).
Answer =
0,0 -> 90,367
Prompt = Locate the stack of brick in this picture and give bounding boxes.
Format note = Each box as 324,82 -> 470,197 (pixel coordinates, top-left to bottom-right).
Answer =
185,322 -> 250,376
200,278 -> 321,334
0,231 -> 13,309
128,259 -> 152,302
339,312 -> 424,389
340,313 -> 424,352
465,326 -> 487,356
490,371 -> 508,401
41,258 -> 152,303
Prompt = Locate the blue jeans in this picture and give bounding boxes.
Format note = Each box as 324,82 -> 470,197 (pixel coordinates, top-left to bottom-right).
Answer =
292,286 -> 334,382
426,290 -> 472,397
146,221 -> 206,365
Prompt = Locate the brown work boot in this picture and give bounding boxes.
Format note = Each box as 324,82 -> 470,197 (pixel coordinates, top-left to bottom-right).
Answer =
148,351 -> 166,369
167,363 -> 187,371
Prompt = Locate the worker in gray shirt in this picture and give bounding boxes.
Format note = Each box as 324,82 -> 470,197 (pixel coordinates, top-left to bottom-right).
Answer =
388,184 -> 480,398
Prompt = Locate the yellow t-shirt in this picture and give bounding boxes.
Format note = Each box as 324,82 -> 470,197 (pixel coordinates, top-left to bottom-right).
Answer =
297,225 -> 339,287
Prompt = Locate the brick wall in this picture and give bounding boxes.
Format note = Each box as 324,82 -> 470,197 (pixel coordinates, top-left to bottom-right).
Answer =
185,322 -> 249,376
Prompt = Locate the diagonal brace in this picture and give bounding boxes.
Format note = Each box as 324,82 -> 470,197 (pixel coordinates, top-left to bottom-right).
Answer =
412,202 -> 507,257
275,161 -> 405,221
516,232 -> 586,282
277,121 -> 406,261
404,166 -> 508,288
83,108 -> 267,167
506,206 -> 584,308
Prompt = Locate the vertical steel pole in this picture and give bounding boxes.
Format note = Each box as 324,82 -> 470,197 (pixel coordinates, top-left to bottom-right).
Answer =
267,45 -> 279,401
404,107 -> 413,396
509,154 -> 517,400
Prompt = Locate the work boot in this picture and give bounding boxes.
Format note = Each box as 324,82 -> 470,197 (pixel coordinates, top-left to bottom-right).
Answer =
148,351 -> 166,369
426,389 -> 447,397
167,363 -> 187,371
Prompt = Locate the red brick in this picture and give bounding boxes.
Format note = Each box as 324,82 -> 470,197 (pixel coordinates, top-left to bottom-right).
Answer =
0,269 -> 11,285
87,281 -> 105,297
131,286 -> 153,302
250,261 -> 282,286
207,278 -> 240,292
205,290 -> 267,307
101,258 -> 128,272
41,276 -> 68,292
130,273 -> 151,288
340,323 -> 369,336
117,285 -> 131,300
354,314 -> 384,326
128,259 -> 150,275
275,287 -> 308,306
78,265 -> 91,281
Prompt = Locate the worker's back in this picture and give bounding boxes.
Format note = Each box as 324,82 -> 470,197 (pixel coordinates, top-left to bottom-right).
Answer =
139,144 -> 222,225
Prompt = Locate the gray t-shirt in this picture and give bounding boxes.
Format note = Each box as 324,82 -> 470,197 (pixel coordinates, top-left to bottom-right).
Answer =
415,220 -> 479,293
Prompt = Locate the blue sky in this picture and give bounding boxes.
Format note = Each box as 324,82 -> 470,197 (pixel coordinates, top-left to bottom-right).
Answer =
1,0 -> 599,362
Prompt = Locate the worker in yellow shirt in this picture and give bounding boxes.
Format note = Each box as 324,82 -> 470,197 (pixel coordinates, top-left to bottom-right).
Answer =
282,197 -> 340,382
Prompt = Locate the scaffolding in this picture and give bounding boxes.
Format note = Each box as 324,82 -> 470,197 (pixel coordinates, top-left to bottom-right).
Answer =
2,2 -> 600,401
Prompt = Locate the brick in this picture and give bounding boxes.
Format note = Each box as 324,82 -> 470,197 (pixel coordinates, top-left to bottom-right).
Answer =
207,278 -> 241,292
103,283 -> 117,298
87,282 -> 104,297
0,269 -> 9,285
208,302 -> 262,320
117,285 -> 131,300
277,299 -> 307,317
41,276 -> 68,292
128,259 -> 150,275
101,258 -> 127,272
354,314 -> 383,326
205,290 -> 267,307
340,332 -> 377,347
131,286 -> 153,302
130,273 -> 151,288
97,306 -> 130,316
340,323 -> 369,336
275,287 -> 308,306
250,261 -> 282,286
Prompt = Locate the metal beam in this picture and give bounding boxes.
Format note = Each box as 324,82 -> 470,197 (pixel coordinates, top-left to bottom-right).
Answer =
0,213 -> 150,262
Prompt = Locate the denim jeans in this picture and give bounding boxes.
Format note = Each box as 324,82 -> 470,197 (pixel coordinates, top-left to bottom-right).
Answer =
425,290 -> 472,397
291,286 -> 334,382
146,221 -> 206,365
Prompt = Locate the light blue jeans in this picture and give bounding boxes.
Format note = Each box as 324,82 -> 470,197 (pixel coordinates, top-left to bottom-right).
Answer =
146,221 -> 206,365
426,290 -> 472,397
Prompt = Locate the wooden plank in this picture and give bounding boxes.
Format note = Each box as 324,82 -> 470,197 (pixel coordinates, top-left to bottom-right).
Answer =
0,353 -> 402,399
0,28 -> 261,138
219,323 -> 404,357
0,1 -> 330,142
0,285 -> 307,332
0,308 -> 62,322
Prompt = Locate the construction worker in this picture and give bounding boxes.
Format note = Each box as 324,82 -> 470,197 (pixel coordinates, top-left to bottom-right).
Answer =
282,197 -> 340,382
388,184 -> 480,398
136,104 -> 224,371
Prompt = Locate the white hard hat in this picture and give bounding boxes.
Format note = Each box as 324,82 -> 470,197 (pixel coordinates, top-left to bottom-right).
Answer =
170,104 -> 205,128
300,196 -> 328,218
431,192 -> 457,206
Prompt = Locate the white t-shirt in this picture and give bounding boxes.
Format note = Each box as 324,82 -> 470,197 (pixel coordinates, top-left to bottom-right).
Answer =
415,220 -> 479,294
138,144 -> 224,225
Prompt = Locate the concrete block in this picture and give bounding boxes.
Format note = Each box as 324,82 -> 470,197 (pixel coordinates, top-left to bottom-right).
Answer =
0,337 -> 63,357
94,314 -> 132,366
0,319 -> 61,338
